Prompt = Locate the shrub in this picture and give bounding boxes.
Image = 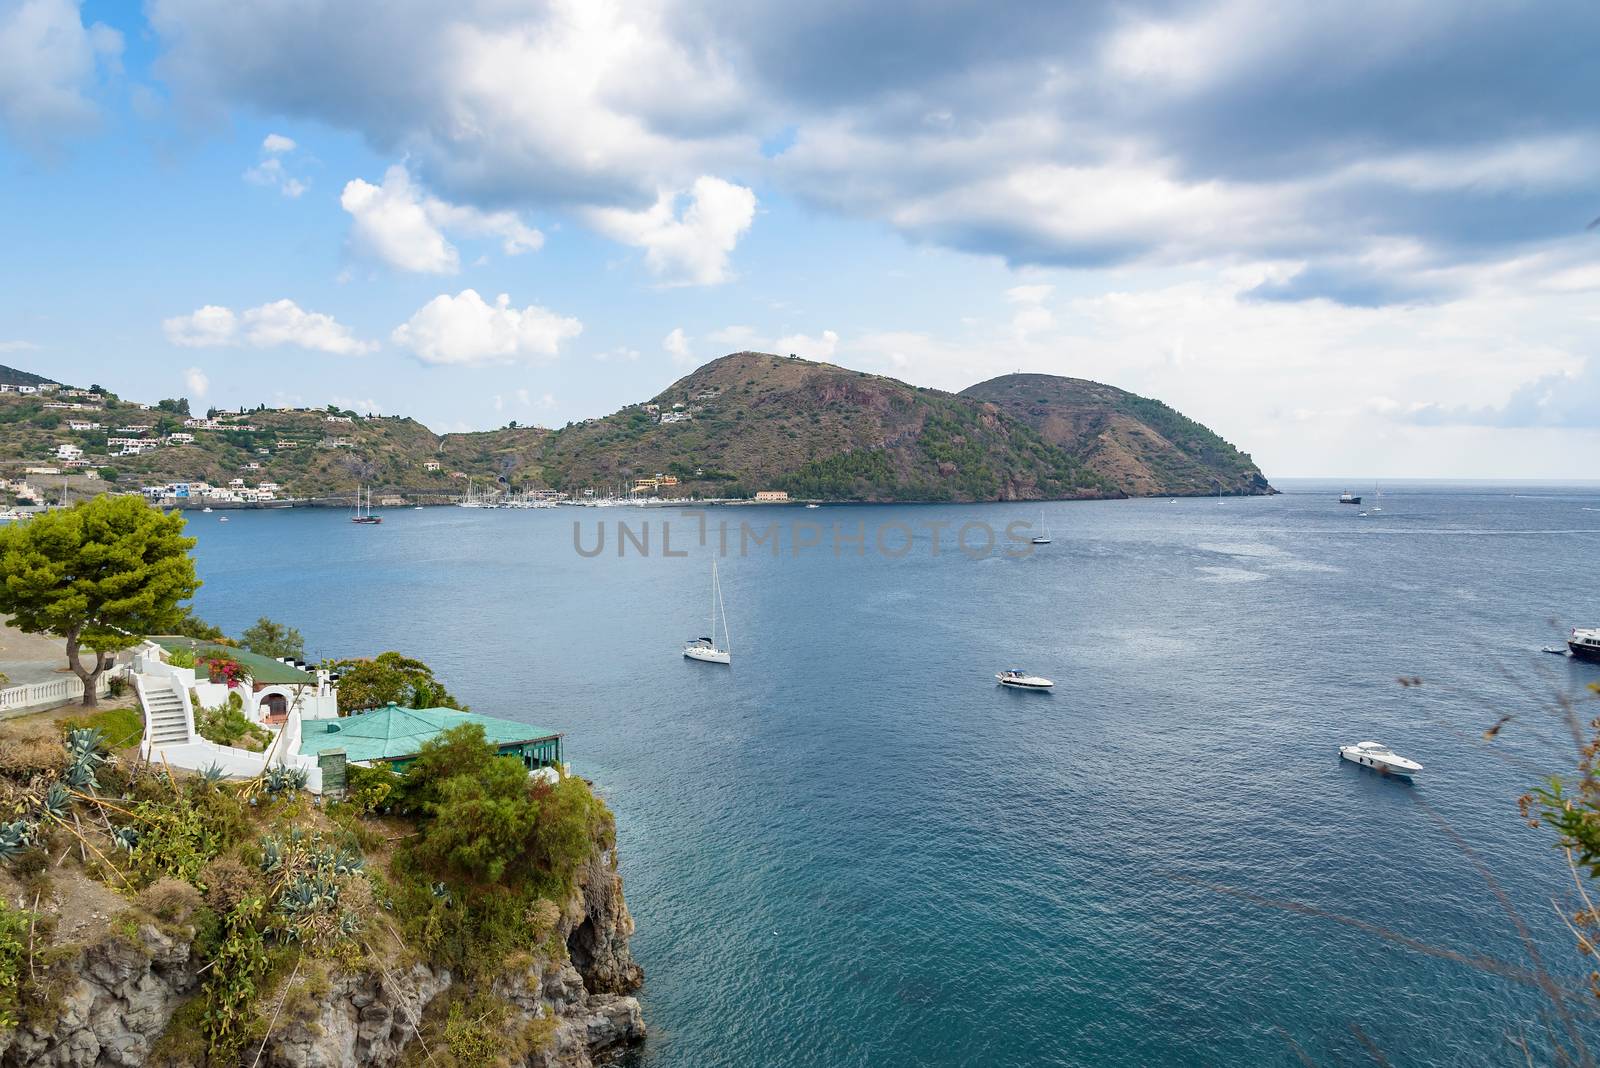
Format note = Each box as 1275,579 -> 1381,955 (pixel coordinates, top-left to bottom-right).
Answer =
196,699 -> 271,752
0,899 -> 27,1031
166,648 -> 197,670
137,878 -> 203,925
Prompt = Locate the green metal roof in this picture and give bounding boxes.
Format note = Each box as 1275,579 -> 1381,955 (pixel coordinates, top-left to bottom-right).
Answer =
300,704 -> 562,764
150,636 -> 318,684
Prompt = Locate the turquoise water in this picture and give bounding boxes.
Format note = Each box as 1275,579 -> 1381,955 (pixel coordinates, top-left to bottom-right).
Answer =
186,482 -> 1600,1065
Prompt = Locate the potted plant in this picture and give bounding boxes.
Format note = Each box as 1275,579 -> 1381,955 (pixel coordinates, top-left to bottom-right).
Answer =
202,656 -> 246,688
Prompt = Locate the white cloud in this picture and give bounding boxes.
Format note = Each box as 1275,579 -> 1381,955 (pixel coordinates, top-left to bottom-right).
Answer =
163,300 -> 374,355
391,289 -> 581,366
663,327 -> 693,365
261,132 -> 295,154
244,156 -> 307,197
340,165 -> 543,273
242,299 -> 375,355
0,339 -> 39,352
1006,284 -> 1056,340
587,177 -> 756,286
593,346 -> 641,363
163,305 -> 237,348
772,329 -> 839,360
183,366 -> 209,398
0,0 -> 122,150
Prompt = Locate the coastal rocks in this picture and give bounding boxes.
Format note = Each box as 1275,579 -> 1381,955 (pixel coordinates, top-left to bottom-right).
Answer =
0,923 -> 198,1068
561,847 -> 642,996
257,961 -> 450,1068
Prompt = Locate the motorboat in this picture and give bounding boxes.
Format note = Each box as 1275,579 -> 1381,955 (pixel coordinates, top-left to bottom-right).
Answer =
806,503 -> 820,509
1339,741 -> 1421,777
201,506 -> 213,513
1568,627 -> 1600,663
684,561 -> 732,665
996,670 -> 1053,690
217,516 -> 229,523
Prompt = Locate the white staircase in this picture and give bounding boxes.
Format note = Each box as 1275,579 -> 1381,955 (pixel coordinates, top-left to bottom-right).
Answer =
138,676 -> 192,748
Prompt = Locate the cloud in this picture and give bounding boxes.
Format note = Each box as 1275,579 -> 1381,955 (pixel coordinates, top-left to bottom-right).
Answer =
587,176 -> 756,285
0,339 -> 40,352
1410,358 -> 1600,429
163,300 -> 375,355
128,1 -> 1600,305
183,366 -> 209,398
663,327 -> 693,365
163,305 -> 237,347
0,0 -> 122,151
1005,284 -> 1056,340
391,289 -> 581,366
244,130 -> 309,196
771,329 -> 838,360
340,165 -> 543,273
701,324 -> 838,360
593,346 -> 641,363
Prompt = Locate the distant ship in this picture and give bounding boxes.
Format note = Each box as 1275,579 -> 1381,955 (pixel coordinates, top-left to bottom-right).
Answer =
1339,491 -> 1362,505
1568,627 -> 1600,662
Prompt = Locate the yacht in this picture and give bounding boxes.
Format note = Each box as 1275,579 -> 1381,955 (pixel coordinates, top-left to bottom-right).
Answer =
1032,511 -> 1051,545
201,506 -> 213,513
996,670 -> 1053,690
1339,491 -> 1362,505
351,486 -> 382,524
1339,741 -> 1422,777
806,503 -> 820,509
217,516 -> 229,523
684,561 -> 732,664
1567,627 -> 1600,663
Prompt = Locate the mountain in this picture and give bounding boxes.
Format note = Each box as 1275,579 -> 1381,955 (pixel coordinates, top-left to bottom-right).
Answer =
959,373 -> 1272,497
535,352 -> 1117,502
0,363 -> 55,388
0,355 -> 1271,503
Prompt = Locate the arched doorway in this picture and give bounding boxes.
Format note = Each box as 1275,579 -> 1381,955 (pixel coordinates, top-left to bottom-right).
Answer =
260,692 -> 289,725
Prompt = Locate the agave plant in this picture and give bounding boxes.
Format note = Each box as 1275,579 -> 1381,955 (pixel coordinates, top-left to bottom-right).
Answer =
0,819 -> 35,863
110,825 -> 141,852
40,782 -> 72,820
64,727 -> 107,763
259,836 -> 284,875
199,763 -> 227,785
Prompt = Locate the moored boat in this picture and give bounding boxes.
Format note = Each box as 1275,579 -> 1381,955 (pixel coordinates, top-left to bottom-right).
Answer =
684,561 -> 732,665
1339,740 -> 1421,777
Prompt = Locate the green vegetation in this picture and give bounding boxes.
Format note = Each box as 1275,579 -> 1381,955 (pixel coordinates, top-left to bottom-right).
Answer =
0,495 -> 200,706
59,706 -> 143,751
329,651 -> 465,714
0,900 -> 28,1031
386,725 -> 607,976
239,617 -> 305,660
195,693 -> 272,751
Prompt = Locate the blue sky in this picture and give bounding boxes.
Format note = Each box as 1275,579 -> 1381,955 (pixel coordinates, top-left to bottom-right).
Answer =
3,0 -> 1599,478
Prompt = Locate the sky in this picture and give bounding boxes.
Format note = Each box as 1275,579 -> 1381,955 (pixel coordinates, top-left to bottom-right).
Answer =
2,1 -> 1599,478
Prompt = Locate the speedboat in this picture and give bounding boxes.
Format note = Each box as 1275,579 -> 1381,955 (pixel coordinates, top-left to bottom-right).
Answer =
202,506 -> 213,513
805,503 -> 820,509
1339,741 -> 1421,777
1567,627 -> 1600,663
996,670 -> 1053,690
217,516 -> 229,523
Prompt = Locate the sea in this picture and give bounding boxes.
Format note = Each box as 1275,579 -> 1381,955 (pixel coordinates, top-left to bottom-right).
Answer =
185,480 -> 1600,1066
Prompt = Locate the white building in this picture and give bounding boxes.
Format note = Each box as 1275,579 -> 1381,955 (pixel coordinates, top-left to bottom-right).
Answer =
167,432 -> 195,445
67,420 -> 100,431
54,443 -> 84,461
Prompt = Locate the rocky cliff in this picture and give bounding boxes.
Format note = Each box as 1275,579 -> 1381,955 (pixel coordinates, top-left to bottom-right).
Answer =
0,842 -> 644,1068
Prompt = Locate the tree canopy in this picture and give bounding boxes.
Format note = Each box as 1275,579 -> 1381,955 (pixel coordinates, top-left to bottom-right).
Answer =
0,496 -> 199,705
328,651 -> 464,714
239,617 -> 305,660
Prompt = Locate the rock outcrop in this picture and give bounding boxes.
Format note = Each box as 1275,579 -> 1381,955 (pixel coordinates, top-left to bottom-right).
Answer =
0,846 -> 645,1068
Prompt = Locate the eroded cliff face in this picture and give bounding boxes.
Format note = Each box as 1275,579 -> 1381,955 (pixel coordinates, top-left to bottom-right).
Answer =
0,843 -> 645,1068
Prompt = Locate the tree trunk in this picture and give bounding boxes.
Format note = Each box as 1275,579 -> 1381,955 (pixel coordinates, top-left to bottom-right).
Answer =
64,630 -> 108,708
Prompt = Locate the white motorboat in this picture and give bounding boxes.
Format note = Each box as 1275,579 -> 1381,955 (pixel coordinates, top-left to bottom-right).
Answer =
996,670 -> 1053,690
684,561 -> 732,665
1568,627 -> 1600,663
1339,741 -> 1422,777
202,506 -> 213,513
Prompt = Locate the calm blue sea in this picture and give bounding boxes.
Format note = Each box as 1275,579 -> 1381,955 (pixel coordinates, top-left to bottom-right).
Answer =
186,481 -> 1600,1066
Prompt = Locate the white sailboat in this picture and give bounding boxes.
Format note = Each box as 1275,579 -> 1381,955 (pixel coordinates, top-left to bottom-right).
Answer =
684,561 -> 732,664
1032,511 -> 1051,545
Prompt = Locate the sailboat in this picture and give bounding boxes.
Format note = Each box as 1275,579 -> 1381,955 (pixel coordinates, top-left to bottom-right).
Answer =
1032,511 -> 1051,545
683,561 -> 732,664
351,486 -> 382,524
1371,482 -> 1383,514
